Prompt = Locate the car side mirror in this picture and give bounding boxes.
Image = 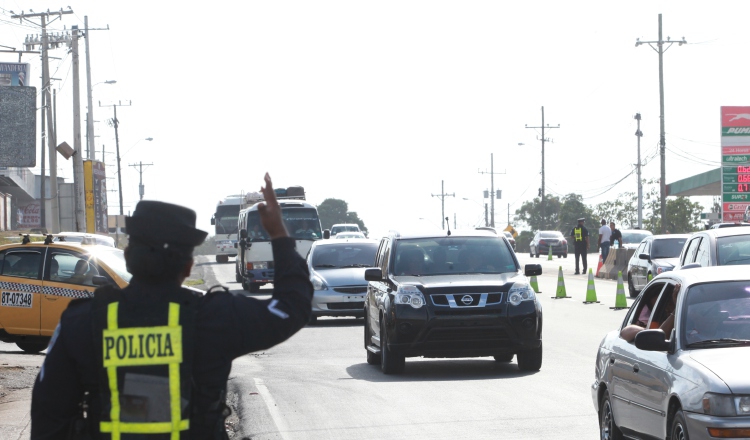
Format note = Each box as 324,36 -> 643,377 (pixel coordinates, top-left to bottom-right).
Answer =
323,229 -> 331,239
681,262 -> 701,270
239,229 -> 247,239
210,216 -> 215,226
634,329 -> 670,351
364,268 -> 383,281
92,275 -> 111,286
524,264 -> 542,277
639,253 -> 650,260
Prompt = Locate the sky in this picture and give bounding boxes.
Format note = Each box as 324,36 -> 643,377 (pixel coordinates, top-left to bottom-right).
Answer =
2,1 -> 747,240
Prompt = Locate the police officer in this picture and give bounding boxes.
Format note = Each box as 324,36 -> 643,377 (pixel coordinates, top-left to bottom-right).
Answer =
30,173 -> 313,439
570,217 -> 590,275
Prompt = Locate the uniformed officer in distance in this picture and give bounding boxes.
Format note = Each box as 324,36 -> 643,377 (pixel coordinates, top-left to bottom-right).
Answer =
570,217 -> 590,275
30,173 -> 313,439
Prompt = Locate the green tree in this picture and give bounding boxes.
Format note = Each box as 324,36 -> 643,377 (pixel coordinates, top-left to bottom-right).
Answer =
514,195 -> 562,232
593,192 -> 637,228
559,193 -> 594,233
317,198 -> 368,233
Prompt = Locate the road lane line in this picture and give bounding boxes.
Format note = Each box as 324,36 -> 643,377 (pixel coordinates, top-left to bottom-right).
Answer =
254,378 -> 291,440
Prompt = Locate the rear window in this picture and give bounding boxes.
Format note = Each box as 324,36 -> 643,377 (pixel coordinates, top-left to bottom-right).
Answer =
311,242 -> 377,268
540,232 -> 562,238
717,235 -> 750,266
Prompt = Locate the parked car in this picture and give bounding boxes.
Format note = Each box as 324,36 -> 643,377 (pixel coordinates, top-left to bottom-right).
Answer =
307,238 -> 379,322
329,223 -> 362,237
0,237 -> 131,353
529,230 -> 567,258
364,229 -> 542,374
626,234 -> 690,297
55,231 -> 116,247
335,232 -> 366,239
592,266 -> 750,440
619,229 -> 653,250
678,227 -> 750,268
708,222 -> 750,229
502,231 -> 517,251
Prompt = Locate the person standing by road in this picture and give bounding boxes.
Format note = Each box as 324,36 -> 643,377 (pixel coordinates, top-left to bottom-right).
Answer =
598,219 -> 612,262
570,218 -> 590,274
609,221 -> 623,249
30,173 -> 313,439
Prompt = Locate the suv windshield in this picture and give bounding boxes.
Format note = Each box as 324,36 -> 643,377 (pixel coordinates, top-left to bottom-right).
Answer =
393,236 -> 517,276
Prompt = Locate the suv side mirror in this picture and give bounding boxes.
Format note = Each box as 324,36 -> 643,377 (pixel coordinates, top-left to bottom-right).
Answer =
639,253 -> 650,260
210,215 -> 215,226
364,268 -> 383,281
524,264 -> 542,277
323,229 -> 331,239
634,329 -> 670,351
239,229 -> 247,239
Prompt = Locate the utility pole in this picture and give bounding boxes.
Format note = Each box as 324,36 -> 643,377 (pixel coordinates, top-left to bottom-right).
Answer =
526,107 -> 559,230
71,26 -> 86,232
14,8 -> 73,233
129,161 -> 153,200
636,14 -> 686,233
635,113 -> 644,229
431,180 -> 455,230
100,101 -> 131,215
478,153 -> 505,228
84,16 -> 110,160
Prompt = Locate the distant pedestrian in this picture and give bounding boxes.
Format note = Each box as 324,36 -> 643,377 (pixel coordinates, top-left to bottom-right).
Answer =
598,219 -> 612,262
609,221 -> 623,249
570,218 -> 590,274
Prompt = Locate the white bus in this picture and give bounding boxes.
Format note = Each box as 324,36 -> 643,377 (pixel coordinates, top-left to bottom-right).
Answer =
210,193 -> 263,263
237,189 -> 322,292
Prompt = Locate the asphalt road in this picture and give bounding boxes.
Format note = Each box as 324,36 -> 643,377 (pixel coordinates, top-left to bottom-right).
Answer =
0,250 -> 634,439
200,251 -> 635,439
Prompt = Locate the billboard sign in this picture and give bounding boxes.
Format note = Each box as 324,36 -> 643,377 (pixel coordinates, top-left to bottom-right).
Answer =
0,63 -> 30,87
84,160 -> 108,233
0,86 -> 36,167
17,202 -> 41,229
720,106 -> 750,222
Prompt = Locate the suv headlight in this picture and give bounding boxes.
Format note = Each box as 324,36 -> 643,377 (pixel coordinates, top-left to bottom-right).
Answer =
508,283 -> 536,306
394,285 -> 426,309
311,273 -> 328,291
703,393 -> 750,416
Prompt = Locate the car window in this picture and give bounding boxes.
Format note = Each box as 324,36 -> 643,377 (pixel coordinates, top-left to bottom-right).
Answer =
716,235 -> 750,266
48,251 -> 101,286
394,236 -> 517,276
635,241 -> 646,255
681,281 -> 750,345
695,238 -> 711,267
1,250 -> 43,280
651,237 -> 688,259
311,243 -> 377,268
540,232 -> 562,238
682,237 -> 701,266
624,282 -> 666,330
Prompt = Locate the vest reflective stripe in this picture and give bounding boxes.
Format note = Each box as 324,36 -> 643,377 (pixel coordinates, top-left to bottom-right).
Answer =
101,301 -> 188,439
574,227 -> 583,241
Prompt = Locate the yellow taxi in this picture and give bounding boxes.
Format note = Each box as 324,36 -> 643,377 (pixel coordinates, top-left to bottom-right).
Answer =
0,235 -> 131,353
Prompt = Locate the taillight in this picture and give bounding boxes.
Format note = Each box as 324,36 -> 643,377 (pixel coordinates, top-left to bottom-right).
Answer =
246,263 -> 253,270
539,240 -> 546,245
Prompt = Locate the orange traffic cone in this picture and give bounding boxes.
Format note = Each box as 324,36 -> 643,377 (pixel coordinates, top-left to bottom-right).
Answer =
595,253 -> 604,277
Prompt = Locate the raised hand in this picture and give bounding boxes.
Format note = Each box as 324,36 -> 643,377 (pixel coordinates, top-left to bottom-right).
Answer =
258,173 -> 289,239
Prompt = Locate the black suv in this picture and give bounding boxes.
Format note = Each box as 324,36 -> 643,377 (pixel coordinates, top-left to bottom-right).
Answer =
363,230 -> 543,374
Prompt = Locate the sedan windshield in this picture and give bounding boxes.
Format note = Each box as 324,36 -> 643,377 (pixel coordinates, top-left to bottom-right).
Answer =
717,235 -> 750,265
682,281 -> 750,347
393,236 -> 517,276
651,237 -> 687,259
89,246 -> 132,283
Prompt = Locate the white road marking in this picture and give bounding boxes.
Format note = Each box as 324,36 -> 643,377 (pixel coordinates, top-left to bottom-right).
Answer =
254,378 -> 291,440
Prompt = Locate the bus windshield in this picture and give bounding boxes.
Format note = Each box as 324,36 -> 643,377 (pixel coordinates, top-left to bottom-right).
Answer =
244,207 -> 322,241
215,204 -> 240,235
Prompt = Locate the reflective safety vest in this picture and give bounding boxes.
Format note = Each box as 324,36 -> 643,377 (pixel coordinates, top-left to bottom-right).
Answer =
93,286 -> 198,440
574,227 -> 583,242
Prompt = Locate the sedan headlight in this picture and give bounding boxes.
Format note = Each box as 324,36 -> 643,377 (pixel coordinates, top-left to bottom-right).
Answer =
508,283 -> 536,306
394,285 -> 425,309
703,393 -> 750,416
311,273 -> 328,291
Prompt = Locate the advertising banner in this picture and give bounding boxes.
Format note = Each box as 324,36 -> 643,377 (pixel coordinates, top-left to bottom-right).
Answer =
17,202 -> 41,229
720,107 -> 750,222
84,160 -> 108,233
0,63 -> 30,87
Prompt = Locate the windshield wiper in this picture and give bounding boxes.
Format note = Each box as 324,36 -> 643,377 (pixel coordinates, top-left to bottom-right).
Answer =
314,264 -> 337,268
687,338 -> 750,348
725,257 -> 750,264
341,264 -> 370,268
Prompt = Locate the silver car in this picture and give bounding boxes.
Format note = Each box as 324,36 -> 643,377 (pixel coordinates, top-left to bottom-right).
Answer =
592,266 -> 750,440
307,238 -> 379,323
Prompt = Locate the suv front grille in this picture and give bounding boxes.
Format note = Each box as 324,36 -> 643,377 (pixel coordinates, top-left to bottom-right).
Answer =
430,292 -> 503,308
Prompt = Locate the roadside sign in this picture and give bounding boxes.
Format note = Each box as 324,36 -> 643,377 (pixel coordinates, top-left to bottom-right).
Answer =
720,107 -> 750,221
0,86 -> 36,167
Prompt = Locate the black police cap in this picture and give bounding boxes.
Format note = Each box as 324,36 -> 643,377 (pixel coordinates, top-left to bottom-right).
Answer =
126,201 -> 208,247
